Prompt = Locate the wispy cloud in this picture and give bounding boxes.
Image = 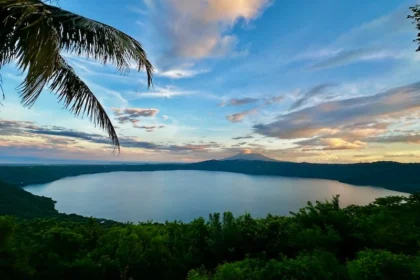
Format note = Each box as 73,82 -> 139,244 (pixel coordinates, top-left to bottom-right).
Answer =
134,125 -> 165,132
310,48 -> 400,70
227,107 -> 259,123
367,134 -> 420,144
128,86 -> 195,99
0,120 -> 222,153
289,83 -> 337,110
219,94 -> 284,107
112,107 -> 159,125
155,65 -> 210,79
301,7 -> 412,70
0,120 -> 109,145
144,0 -> 272,66
298,137 -> 367,151
219,97 -> 259,107
263,95 -> 284,105
129,6 -> 148,15
232,135 -> 254,140
222,93 -> 285,123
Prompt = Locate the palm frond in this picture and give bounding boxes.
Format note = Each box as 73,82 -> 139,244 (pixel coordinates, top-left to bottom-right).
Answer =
45,3 -> 154,86
1,0 -> 61,106
50,56 -> 119,150
0,74 -> 4,105
0,0 -> 154,150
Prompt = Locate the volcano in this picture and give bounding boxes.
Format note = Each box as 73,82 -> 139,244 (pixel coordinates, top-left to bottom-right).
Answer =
223,151 -> 276,161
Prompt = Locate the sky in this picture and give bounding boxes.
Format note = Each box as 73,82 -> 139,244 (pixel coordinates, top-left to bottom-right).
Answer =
1,0 -> 420,163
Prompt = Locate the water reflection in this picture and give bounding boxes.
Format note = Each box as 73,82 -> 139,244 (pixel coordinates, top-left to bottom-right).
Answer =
24,170 -> 408,223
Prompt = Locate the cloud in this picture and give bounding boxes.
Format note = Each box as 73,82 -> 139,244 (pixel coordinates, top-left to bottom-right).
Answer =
232,135 -> 254,140
0,120 -> 35,135
118,138 -> 221,152
310,48 -> 399,70
130,7 -> 148,15
383,153 -> 420,158
134,125 -> 165,132
232,142 -> 248,147
227,107 -> 259,123
223,94 -> 284,123
0,119 -> 223,153
297,8 -> 412,71
298,137 -> 367,151
220,94 -> 284,107
44,137 -> 78,146
112,107 -> 159,125
289,83 -> 337,110
219,97 -> 259,107
129,86 -> 195,99
162,115 -> 169,121
367,134 -> 420,144
264,95 -> 284,105
145,0 -> 272,63
155,66 -> 210,79
31,128 -> 109,144
253,81 -> 420,147
333,8 -> 411,48
0,120 -> 104,143
229,97 -> 259,106
113,108 -> 159,117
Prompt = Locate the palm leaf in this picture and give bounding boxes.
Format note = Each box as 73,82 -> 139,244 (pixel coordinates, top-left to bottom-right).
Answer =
1,0 -> 60,106
0,0 -> 154,150
50,56 -> 120,150
46,2 -> 154,86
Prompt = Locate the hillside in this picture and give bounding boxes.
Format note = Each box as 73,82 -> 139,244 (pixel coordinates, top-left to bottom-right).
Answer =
0,181 -> 58,218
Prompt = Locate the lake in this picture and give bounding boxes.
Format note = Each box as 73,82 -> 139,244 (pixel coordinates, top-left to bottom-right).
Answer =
24,170 -> 408,223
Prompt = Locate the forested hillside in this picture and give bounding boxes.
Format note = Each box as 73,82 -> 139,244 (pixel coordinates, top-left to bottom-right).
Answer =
0,181 -> 419,279
0,182 -> 57,218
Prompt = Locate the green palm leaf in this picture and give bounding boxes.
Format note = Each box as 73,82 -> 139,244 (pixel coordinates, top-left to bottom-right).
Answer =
48,4 -> 154,85
0,0 -> 154,150
50,56 -> 120,149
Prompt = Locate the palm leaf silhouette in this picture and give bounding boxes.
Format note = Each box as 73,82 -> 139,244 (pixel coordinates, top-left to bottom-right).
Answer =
0,0 -> 153,150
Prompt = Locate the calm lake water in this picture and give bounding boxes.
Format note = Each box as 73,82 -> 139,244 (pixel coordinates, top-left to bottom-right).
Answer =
24,170 -> 408,223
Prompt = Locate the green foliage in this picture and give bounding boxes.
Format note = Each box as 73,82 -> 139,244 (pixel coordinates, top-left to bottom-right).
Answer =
0,181 -> 57,218
1,185 -> 420,279
188,252 -> 347,280
347,250 -> 420,279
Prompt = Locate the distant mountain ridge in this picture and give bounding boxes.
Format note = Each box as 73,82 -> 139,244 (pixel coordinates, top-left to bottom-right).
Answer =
223,152 -> 276,162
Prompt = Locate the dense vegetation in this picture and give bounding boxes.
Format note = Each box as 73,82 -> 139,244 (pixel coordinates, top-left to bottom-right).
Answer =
1,181 -> 419,279
0,181 -> 119,224
1,160 -> 420,193
0,182 -> 57,218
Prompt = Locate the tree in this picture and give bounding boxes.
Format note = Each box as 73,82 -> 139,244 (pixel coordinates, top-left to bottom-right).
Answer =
409,5 -> 420,52
347,250 -> 419,280
0,0 -> 153,150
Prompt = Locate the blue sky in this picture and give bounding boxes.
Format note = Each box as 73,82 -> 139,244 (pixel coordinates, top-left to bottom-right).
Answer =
1,0 -> 420,163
